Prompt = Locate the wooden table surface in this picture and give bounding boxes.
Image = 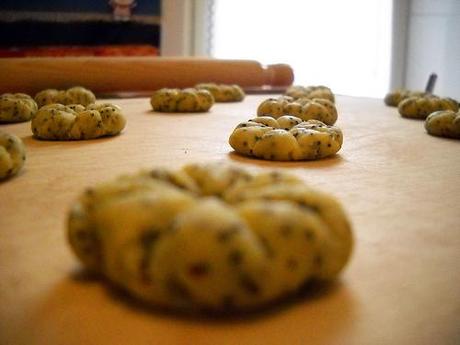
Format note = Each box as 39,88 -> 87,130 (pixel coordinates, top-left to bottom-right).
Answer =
1,95 -> 459,345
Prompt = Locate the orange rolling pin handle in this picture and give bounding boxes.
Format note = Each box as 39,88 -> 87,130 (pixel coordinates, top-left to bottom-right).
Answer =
263,63 -> 294,87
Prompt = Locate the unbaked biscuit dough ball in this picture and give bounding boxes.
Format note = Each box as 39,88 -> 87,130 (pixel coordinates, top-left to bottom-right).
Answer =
150,88 -> 214,112
195,83 -> 245,102
398,96 -> 458,119
34,86 -> 96,108
68,163 -> 353,313
0,131 -> 26,180
31,103 -> 126,140
229,116 -> 343,161
425,110 -> 460,139
257,96 -> 338,125
0,93 -> 38,123
383,89 -> 426,107
285,85 -> 335,103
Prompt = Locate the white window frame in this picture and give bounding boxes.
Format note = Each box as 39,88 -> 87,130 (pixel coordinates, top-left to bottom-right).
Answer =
390,0 -> 410,90
160,0 -> 213,56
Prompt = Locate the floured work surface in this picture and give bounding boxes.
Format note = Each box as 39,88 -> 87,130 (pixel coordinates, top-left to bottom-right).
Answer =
1,95 -> 459,345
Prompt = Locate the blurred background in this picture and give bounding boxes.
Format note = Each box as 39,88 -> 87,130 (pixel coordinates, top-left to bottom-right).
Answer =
1,0 -> 459,98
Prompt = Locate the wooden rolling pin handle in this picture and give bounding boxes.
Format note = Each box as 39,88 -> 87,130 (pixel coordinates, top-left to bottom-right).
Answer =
264,64 -> 294,87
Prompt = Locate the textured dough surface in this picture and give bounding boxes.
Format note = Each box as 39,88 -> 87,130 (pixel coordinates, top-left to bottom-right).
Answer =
0,131 -> 26,180
195,83 -> 245,102
31,103 -> 126,140
229,116 -> 343,161
257,96 -> 337,125
68,163 -> 353,313
285,85 -> 335,103
383,89 -> 425,107
34,86 -> 96,108
425,110 -> 460,139
150,88 -> 214,112
0,93 -> 38,123
398,96 -> 458,119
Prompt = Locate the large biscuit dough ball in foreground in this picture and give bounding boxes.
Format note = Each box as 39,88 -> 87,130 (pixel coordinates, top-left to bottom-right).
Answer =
68,163 -> 353,313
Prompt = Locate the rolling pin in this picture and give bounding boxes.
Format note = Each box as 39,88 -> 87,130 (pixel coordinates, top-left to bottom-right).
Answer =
0,57 -> 294,95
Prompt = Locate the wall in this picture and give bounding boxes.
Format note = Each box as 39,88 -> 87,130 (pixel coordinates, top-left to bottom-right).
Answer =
405,0 -> 460,98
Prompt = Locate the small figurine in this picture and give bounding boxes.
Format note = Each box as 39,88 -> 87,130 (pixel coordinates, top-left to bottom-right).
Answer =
109,0 -> 136,22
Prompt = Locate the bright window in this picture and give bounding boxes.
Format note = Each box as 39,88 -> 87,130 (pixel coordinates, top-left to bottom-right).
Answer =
211,0 -> 393,97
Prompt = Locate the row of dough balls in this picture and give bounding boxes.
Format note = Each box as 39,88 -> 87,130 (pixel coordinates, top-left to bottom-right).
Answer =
285,85 -> 335,103
150,88 -> 214,112
0,93 -> 38,122
0,131 -> 26,180
257,96 -> 337,125
383,89 -> 426,107
1,103 -> 125,179
229,116 -> 342,161
385,89 -> 460,139
397,95 -> 459,139
68,162 -> 353,313
425,110 -> 460,139
0,87 -> 96,123
195,83 -> 245,102
150,84 -> 246,113
35,86 -> 96,108
32,103 -> 126,140
398,96 -> 458,119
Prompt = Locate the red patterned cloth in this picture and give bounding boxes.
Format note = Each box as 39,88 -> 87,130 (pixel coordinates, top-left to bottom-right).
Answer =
0,45 -> 159,57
